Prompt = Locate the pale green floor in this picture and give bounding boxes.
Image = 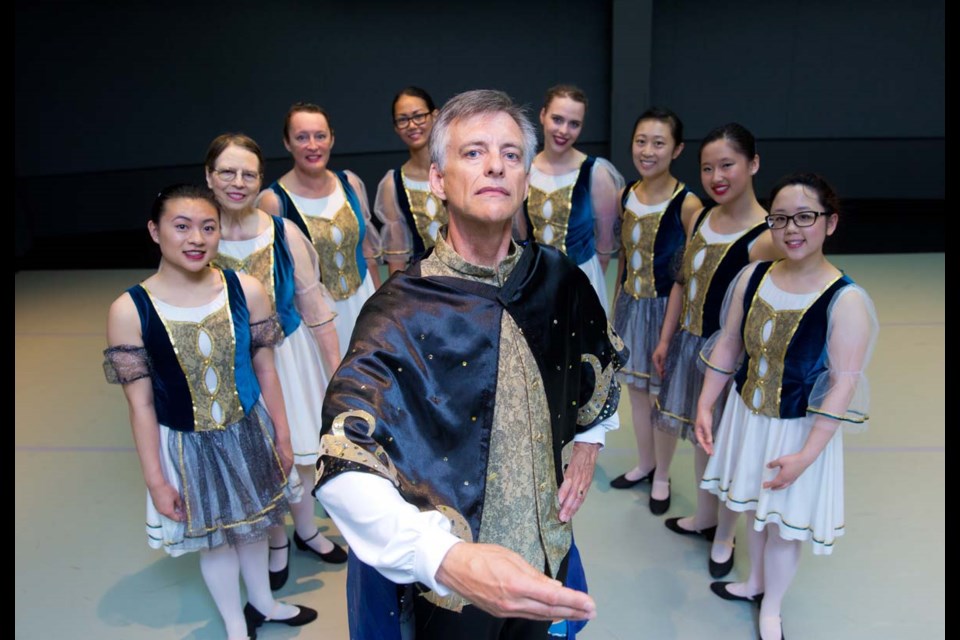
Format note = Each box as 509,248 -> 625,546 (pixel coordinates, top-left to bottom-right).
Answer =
15,254 -> 944,639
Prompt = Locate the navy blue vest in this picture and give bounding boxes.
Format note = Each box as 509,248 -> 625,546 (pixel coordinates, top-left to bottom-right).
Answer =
128,269 -> 260,432
734,261 -> 854,419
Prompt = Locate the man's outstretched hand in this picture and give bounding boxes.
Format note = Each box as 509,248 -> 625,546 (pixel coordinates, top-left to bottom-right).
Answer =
435,542 -> 596,621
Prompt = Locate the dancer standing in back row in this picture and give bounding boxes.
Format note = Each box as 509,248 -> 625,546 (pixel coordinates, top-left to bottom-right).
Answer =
514,84 -> 623,313
608,108 -> 702,517
375,86 -> 449,274
260,102 -> 382,356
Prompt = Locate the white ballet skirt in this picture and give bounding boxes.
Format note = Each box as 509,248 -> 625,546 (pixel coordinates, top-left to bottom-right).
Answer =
219,230 -> 331,465
332,271 -> 376,357
700,279 -> 843,555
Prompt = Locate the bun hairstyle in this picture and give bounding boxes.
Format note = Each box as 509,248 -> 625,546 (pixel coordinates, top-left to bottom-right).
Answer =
543,84 -> 588,111
150,184 -> 219,224
699,122 -> 756,161
769,172 -> 841,217
392,86 -> 437,116
283,102 -> 334,140
633,107 -> 684,146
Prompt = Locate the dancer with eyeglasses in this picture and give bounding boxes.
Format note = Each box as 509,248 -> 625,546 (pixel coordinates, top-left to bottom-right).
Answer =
608,108 -> 702,517
104,184 -> 317,640
652,123 -> 780,578
514,84 -> 624,313
205,134 -> 349,598
259,102 -> 382,357
696,173 -> 878,640
375,87 -> 448,273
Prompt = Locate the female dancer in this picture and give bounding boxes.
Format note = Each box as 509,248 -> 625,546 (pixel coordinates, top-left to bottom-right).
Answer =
652,123 -> 779,578
205,134 -> 347,592
696,173 -> 878,639
608,108 -> 702,517
104,184 -> 317,639
374,86 -> 448,273
259,102 -> 382,356
515,84 -> 623,312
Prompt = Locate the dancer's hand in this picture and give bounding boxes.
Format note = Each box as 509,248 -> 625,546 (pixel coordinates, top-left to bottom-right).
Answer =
436,542 -> 596,621
763,452 -> 809,490
278,440 -> 295,475
558,442 -> 600,522
652,342 -> 669,379
149,482 -> 184,522
694,409 -> 714,455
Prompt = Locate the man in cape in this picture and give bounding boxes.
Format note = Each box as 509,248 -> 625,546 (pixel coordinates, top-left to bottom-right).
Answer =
316,89 -> 626,639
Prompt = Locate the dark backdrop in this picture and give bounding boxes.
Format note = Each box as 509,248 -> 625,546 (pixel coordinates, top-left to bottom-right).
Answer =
15,0 -> 943,266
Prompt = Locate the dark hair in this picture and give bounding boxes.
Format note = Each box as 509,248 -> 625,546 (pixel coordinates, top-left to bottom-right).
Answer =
543,84 -> 588,112
769,172 -> 841,216
392,86 -> 436,117
632,107 -> 684,146
283,102 -> 334,141
204,133 -> 264,174
150,184 -> 219,224
699,122 -> 757,161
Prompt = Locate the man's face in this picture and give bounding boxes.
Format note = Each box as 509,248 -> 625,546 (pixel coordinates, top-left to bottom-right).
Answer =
429,111 -> 529,226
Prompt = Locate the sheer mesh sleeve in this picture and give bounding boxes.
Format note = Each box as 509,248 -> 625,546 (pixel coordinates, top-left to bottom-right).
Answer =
698,263 -> 756,375
374,170 -> 414,264
807,284 -> 879,432
251,314 -> 285,350
346,171 -> 382,261
591,157 -> 626,256
284,220 -> 338,327
103,345 -> 151,384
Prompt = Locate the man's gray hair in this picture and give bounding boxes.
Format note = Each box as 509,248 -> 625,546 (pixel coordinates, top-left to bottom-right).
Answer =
429,89 -> 538,172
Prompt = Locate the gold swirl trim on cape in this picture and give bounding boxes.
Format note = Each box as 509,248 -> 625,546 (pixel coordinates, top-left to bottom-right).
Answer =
607,320 -> 625,353
318,410 -> 400,486
577,353 -> 615,425
419,505 -> 473,612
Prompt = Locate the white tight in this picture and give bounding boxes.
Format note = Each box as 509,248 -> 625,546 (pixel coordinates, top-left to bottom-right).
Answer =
199,540 -> 295,640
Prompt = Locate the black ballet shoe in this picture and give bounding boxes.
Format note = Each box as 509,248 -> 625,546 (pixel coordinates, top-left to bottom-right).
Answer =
709,581 -> 763,605
648,480 -> 671,515
708,538 -> 735,579
268,539 -> 290,591
294,530 -> 348,564
244,602 -> 318,635
609,467 -> 655,489
664,517 -> 717,541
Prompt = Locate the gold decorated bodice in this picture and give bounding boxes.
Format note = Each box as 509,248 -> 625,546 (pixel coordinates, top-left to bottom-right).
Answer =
303,199 -> 362,301
402,170 -> 448,250
527,182 -> 575,253
739,271 -> 841,416
622,183 -> 685,299
740,294 -> 804,416
622,211 -> 663,299
147,287 -> 244,431
680,216 -> 751,336
213,229 -> 277,308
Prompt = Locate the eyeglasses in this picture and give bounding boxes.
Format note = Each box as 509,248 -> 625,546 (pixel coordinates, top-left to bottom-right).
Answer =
765,210 -> 827,230
394,112 -> 430,129
212,168 -> 261,185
